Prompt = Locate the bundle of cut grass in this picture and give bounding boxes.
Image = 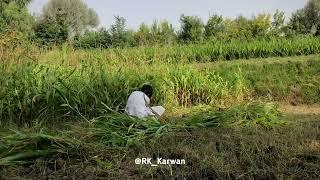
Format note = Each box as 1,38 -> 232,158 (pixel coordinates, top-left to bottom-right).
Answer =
91,101 -> 282,148
180,101 -> 282,128
91,114 -> 170,147
0,130 -> 81,166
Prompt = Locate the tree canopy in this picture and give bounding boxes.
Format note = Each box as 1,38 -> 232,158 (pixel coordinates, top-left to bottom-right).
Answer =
178,15 -> 205,42
289,0 -> 320,35
0,0 -> 33,34
40,0 -> 99,38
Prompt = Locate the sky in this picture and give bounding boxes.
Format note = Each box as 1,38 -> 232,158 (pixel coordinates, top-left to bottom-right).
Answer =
28,0 -> 308,30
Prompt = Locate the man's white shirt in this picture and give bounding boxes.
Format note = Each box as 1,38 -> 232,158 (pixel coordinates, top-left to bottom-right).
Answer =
125,91 -> 165,118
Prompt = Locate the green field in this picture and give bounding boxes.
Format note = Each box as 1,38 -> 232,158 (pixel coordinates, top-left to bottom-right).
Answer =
1,45 -> 320,178
2,0 -> 320,178
1,49 -> 320,123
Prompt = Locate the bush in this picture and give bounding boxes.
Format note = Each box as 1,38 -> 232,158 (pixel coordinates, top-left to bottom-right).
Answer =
73,29 -> 112,49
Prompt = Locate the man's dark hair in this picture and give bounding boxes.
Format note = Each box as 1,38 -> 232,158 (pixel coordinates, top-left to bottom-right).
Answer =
141,84 -> 153,98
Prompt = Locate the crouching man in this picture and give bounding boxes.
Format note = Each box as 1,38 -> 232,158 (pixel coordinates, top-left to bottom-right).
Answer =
125,84 -> 165,118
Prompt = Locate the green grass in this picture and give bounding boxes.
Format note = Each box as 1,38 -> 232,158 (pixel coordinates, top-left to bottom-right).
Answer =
1,36 -> 320,178
1,54 -> 320,124
40,36 -> 320,64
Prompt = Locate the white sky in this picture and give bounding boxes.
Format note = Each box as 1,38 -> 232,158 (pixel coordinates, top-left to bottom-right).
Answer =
29,0 -> 308,29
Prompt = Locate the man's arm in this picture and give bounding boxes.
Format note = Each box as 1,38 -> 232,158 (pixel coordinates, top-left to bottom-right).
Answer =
144,95 -> 160,117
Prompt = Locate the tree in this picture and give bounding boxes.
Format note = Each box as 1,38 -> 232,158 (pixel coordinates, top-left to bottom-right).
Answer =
250,14 -> 271,37
110,16 -> 134,47
178,15 -> 204,42
205,14 -> 224,38
32,19 -> 68,46
0,0 -> 33,34
40,0 -> 99,39
134,23 -> 151,46
271,10 -> 286,36
289,0 -> 320,35
157,20 -> 177,45
1,0 -> 32,8
73,28 -> 112,48
233,16 -> 253,40
134,20 -> 176,46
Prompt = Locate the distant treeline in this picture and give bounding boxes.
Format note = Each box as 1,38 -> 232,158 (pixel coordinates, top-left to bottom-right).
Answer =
1,0 -> 320,48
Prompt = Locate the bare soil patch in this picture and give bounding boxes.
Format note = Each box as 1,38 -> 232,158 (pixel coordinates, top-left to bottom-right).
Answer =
280,104 -> 320,115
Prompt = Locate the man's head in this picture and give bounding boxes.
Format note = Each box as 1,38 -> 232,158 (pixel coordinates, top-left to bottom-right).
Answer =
141,84 -> 153,98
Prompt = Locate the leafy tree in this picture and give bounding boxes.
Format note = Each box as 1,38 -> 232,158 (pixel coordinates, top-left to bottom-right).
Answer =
32,19 -> 68,46
289,0 -> 320,35
1,0 -> 32,8
150,20 -> 176,45
110,16 -> 133,47
220,14 -> 271,40
205,14 -> 224,38
73,28 -> 112,48
271,10 -> 286,36
134,23 -> 151,46
0,0 -> 33,34
125,29 -> 136,47
178,15 -> 204,42
250,14 -> 271,37
157,20 -> 177,45
134,20 -> 176,46
40,0 -> 99,39
229,16 -> 253,40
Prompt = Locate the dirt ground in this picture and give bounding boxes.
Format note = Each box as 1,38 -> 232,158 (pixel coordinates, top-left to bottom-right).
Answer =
280,104 -> 320,116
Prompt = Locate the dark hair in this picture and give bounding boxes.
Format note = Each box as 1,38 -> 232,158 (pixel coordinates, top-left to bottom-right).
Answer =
141,84 -> 153,98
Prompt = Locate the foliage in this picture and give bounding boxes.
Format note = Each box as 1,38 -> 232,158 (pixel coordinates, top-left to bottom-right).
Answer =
135,20 -> 177,46
32,19 -> 68,46
1,0 -> 32,8
2,0 -> 320,48
289,0 -> 320,35
271,10 -> 286,36
134,23 -> 151,46
219,14 -> 272,41
205,14 -> 224,38
74,28 -> 112,49
178,15 -> 205,43
251,14 -> 271,37
156,20 -> 177,45
0,0 -> 33,35
110,16 -> 135,47
40,0 -> 99,39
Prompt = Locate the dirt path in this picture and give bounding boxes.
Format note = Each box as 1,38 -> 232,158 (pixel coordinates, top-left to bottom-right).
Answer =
280,104 -> 320,116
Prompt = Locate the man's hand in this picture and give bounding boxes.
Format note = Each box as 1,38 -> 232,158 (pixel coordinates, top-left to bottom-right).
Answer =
144,94 -> 160,117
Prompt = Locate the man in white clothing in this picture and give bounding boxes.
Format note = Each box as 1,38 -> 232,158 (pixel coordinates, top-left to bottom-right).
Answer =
125,85 -> 165,118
